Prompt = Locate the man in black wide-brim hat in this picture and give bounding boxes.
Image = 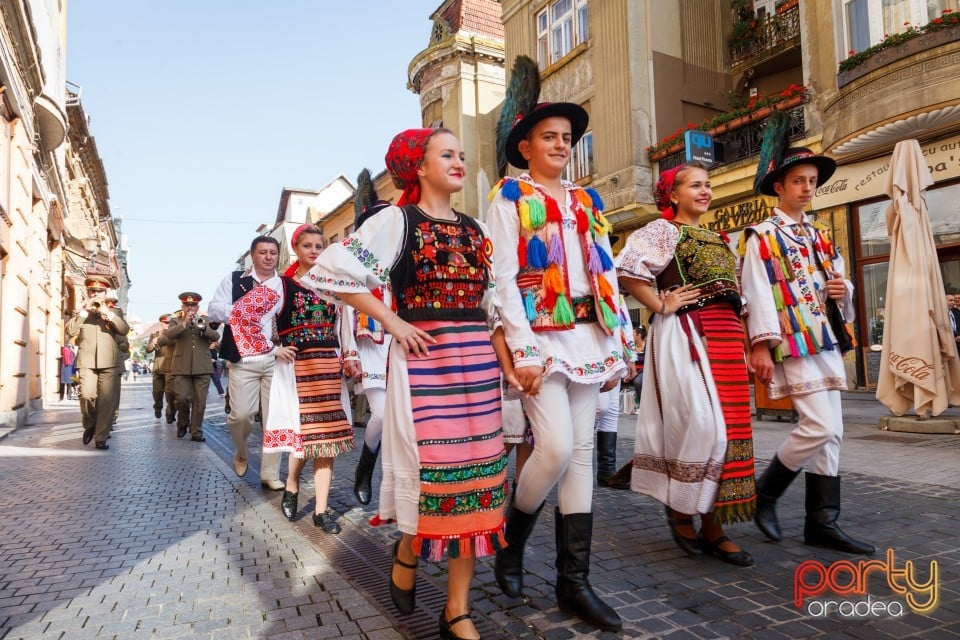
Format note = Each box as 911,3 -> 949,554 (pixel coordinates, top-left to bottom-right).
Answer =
739,120 -> 874,556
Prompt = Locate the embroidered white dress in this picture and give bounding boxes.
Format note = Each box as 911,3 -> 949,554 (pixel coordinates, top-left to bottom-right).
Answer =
740,210 -> 852,399
616,219 -> 727,514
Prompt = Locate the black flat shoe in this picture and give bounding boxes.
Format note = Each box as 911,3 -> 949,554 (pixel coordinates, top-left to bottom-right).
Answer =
166,415 -> 175,424
438,611 -> 476,640
389,540 -> 417,615
82,428 -> 94,445
665,506 -> 701,555
94,441 -> 109,450
281,491 -> 298,520
312,509 -> 341,534
154,408 -> 162,419
191,435 -> 206,442
176,425 -> 187,438
697,530 -> 754,567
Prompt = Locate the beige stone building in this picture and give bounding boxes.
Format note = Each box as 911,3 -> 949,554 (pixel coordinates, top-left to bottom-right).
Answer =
0,1 -> 122,429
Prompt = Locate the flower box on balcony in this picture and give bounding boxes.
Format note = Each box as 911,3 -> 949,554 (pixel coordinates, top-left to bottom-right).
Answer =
838,15 -> 960,88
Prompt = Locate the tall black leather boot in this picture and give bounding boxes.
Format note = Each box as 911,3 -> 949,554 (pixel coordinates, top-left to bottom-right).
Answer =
554,509 -> 622,632
595,432 -> 617,486
494,500 -> 543,598
803,473 -> 875,555
755,455 -> 800,541
353,443 -> 379,505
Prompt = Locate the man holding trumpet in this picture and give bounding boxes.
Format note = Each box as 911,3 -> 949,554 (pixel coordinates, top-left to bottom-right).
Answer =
165,292 -> 220,441
66,276 -> 130,450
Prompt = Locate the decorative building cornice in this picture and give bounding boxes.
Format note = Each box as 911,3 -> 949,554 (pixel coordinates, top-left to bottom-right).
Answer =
408,33 -> 505,93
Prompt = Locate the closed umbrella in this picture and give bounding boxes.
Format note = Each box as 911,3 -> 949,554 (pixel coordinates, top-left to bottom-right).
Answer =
876,139 -> 960,417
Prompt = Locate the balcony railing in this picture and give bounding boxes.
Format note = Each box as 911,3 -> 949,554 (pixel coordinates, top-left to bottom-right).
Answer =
730,4 -> 801,73
658,104 -> 805,171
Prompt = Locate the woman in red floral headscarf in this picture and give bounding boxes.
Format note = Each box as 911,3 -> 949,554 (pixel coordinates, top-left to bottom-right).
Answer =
303,128 -> 518,640
615,161 -> 757,567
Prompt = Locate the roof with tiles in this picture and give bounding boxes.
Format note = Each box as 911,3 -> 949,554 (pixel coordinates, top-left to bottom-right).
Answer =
434,0 -> 504,40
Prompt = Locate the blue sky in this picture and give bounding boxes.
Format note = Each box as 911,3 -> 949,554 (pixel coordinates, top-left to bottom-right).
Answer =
67,2 -> 441,326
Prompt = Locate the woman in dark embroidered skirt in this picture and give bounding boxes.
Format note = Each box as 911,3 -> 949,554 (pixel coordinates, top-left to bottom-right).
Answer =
615,162 -> 757,566
305,128 -> 516,640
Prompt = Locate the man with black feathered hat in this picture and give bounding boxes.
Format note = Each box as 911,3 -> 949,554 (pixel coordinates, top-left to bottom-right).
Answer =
739,113 -> 874,555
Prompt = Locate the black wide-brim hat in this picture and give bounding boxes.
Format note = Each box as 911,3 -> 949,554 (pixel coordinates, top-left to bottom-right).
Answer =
758,147 -> 837,196
505,102 -> 589,170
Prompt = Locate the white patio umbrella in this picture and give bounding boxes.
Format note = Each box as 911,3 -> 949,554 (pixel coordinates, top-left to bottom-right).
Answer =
876,139 -> 960,417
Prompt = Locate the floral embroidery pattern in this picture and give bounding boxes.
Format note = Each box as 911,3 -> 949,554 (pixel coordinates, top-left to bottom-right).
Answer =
343,237 -> 389,283
420,455 -> 508,484
419,472 -> 508,516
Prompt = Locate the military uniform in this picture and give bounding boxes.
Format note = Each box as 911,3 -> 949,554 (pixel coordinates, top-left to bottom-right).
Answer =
65,277 -> 130,449
105,297 -> 129,428
165,292 -> 219,440
146,314 -> 173,419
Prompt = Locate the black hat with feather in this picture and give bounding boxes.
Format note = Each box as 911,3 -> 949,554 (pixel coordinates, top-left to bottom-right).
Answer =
754,112 -> 836,196
354,168 -> 392,230
496,55 -> 588,176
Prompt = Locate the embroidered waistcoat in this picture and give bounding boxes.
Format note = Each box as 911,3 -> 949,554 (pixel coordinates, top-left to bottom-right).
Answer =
277,276 -> 339,349
656,224 -> 742,315
390,206 -> 490,322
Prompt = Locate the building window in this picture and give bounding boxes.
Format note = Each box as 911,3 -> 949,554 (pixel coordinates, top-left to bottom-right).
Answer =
536,0 -> 589,68
564,132 -> 594,182
842,0 -> 959,54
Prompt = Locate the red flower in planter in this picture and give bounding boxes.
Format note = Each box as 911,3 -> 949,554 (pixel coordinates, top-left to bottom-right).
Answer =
933,17 -> 943,24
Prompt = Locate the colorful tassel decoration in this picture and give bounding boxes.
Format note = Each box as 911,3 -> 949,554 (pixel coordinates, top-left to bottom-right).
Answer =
772,282 -> 784,310
820,323 -> 835,351
519,200 -> 532,231
803,330 -> 818,354
523,290 -> 537,321
517,235 -> 528,269
795,333 -> 808,357
597,273 -> 614,299
528,197 -> 547,229
778,309 -> 792,333
575,189 -> 592,208
545,197 -> 563,224
595,244 -> 614,271
575,208 -> 588,234
758,234 -> 771,261
501,179 -> 521,202
543,264 -> 565,294
599,298 -> 619,329
764,259 -> 777,284
585,187 -> 604,211
547,232 -> 564,265
587,243 -> 604,274
552,293 -> 575,325
527,235 -> 548,269
518,180 -> 535,197
788,335 -> 800,359
786,306 -> 801,333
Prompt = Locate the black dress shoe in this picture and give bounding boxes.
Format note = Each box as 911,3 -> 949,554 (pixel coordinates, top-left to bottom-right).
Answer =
389,540 -> 417,614
191,435 -> 206,442
281,491 -> 298,520
697,531 -> 754,567
177,425 -> 187,438
94,441 -> 109,450
155,408 -> 162,419
312,509 -> 341,534
666,506 -> 701,555
166,415 -> 175,424
438,610 -> 474,640
82,428 -> 94,445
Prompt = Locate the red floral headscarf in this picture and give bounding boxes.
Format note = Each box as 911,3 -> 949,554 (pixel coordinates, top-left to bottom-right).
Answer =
285,223 -> 321,277
654,165 -> 682,220
385,128 -> 435,206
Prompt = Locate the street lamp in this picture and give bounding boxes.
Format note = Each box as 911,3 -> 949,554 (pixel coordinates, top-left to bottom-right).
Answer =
82,236 -> 99,267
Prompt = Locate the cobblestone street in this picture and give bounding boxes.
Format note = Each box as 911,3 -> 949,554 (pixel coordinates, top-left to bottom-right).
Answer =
0,378 -> 958,639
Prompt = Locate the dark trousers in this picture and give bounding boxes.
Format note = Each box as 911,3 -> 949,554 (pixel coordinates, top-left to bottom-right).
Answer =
78,366 -> 119,443
176,374 -> 210,437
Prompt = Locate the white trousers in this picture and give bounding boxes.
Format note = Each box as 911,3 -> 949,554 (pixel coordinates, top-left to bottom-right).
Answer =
517,374 -> 601,514
226,357 -> 280,481
776,389 -> 843,476
363,387 -> 386,451
594,381 -> 621,433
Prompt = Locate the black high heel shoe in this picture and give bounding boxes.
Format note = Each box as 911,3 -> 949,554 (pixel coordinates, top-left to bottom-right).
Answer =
665,505 -> 701,555
389,540 -> 417,614
697,530 -> 754,567
438,610 -> 476,640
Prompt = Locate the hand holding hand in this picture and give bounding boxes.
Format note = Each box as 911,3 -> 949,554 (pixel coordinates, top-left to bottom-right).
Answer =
514,365 -> 544,398
343,360 -> 362,380
275,345 -> 298,363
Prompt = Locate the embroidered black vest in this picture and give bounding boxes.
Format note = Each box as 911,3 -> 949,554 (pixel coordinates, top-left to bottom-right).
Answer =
656,224 -> 741,315
220,271 -> 255,363
276,277 -> 339,349
390,205 -> 489,322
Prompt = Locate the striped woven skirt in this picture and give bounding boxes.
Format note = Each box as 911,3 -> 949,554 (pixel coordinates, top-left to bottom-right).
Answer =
407,320 -> 507,560
697,304 -> 757,524
294,347 -> 355,459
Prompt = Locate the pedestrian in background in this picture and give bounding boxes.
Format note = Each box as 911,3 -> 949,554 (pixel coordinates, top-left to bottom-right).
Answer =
740,120 -> 874,555
309,128 -> 515,640
207,236 -> 284,490
59,344 -> 77,401
65,276 -> 129,450
164,292 -> 219,442
617,161 -> 756,567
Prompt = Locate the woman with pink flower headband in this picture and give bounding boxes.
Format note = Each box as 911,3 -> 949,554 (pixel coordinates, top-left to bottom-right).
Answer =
615,161 -> 758,567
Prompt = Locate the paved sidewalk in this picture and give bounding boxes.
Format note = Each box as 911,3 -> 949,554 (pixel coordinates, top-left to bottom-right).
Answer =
0,380 -> 958,639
